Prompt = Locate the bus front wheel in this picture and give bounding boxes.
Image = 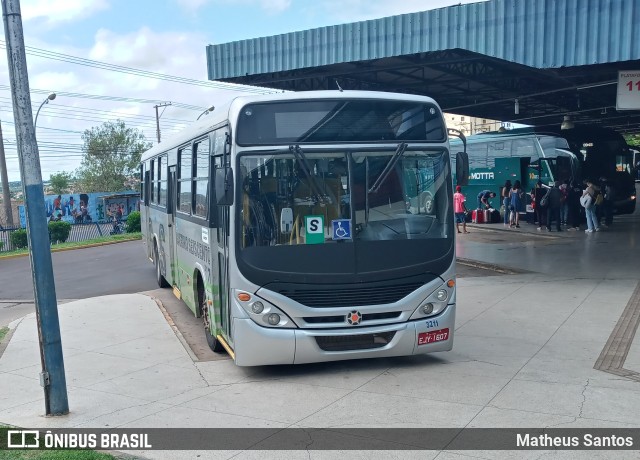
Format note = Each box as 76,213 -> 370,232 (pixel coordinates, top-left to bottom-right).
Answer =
154,243 -> 169,288
198,280 -> 224,353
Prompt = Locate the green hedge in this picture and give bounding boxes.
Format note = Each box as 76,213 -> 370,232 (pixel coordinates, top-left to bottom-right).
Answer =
10,229 -> 28,249
48,221 -> 72,243
126,211 -> 141,233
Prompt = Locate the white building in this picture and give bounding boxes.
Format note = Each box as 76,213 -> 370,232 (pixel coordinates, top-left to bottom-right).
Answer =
444,113 -> 505,135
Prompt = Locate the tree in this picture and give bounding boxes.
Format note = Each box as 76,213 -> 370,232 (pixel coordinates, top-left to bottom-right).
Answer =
625,134 -> 640,148
75,120 -> 152,192
49,171 -> 73,195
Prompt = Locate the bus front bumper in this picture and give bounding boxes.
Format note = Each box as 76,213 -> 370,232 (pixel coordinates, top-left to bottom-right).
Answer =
232,304 -> 455,366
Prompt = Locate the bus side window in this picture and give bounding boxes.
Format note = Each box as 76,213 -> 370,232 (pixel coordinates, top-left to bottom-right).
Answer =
150,159 -> 155,204
178,146 -> 193,214
144,170 -> 150,204
210,154 -> 224,227
467,143 -> 488,169
487,141 -> 508,169
194,137 -> 210,218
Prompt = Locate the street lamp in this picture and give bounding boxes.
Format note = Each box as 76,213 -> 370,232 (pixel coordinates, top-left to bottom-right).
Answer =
197,105 -> 215,120
34,92 -> 56,128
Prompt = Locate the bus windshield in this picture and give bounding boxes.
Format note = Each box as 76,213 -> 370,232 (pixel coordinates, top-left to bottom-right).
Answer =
238,148 -> 452,275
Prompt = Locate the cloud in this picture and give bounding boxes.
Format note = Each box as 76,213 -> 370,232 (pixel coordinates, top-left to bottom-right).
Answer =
259,0 -> 291,14
175,0 -> 211,13
176,0 -> 291,15
89,27 -> 207,80
20,0 -> 110,25
30,71 -> 80,91
310,0 -> 487,23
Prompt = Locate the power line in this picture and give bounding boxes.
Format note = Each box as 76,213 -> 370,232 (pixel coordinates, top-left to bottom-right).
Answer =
0,84 -> 207,111
0,41 -> 277,96
0,96 -> 195,125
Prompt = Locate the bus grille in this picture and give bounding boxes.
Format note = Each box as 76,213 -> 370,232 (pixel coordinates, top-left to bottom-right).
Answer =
303,312 -> 401,324
315,332 -> 396,351
278,283 -> 423,308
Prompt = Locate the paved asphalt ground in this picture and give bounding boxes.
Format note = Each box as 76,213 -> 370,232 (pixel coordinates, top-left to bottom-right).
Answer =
0,241 -> 157,327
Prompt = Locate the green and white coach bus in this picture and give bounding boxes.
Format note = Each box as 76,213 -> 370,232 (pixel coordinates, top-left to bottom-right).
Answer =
140,90 -> 468,366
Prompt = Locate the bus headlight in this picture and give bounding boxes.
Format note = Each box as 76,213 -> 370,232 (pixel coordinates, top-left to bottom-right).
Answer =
422,303 -> 434,315
233,290 -> 296,328
267,313 -> 280,325
409,282 -> 454,320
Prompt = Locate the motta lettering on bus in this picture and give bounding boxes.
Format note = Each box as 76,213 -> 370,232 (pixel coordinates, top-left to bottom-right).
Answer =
176,233 -> 211,265
469,172 -> 495,180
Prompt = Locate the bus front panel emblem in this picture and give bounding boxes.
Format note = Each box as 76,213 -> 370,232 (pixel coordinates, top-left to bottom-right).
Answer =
347,311 -> 362,325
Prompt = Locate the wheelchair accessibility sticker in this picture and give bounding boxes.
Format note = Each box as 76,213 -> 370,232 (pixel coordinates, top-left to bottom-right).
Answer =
331,219 -> 352,240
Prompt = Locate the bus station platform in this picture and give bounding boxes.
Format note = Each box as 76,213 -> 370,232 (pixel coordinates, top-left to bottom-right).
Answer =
1,204 -> 640,458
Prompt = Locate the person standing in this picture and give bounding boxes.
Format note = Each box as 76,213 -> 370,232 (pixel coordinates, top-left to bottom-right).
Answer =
509,180 -> 523,228
454,185 -> 470,234
546,181 -> 562,232
559,179 -> 569,226
601,177 -> 614,228
501,180 -> 512,226
566,181 -> 582,231
582,180 -> 600,233
535,181 -> 548,230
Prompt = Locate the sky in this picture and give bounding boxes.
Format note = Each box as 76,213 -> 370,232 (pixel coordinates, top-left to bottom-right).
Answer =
0,0 -> 487,182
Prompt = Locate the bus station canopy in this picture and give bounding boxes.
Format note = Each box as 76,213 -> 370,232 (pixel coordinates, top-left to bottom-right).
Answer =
206,0 -> 640,134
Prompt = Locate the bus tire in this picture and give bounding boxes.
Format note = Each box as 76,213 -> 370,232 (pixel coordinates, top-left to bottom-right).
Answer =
154,242 -> 169,288
421,191 -> 434,214
198,278 -> 224,353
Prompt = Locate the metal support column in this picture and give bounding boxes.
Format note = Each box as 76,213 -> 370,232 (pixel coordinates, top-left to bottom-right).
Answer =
2,0 -> 68,415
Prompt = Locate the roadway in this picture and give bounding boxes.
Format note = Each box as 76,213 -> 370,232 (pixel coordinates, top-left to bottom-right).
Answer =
0,241 -> 157,327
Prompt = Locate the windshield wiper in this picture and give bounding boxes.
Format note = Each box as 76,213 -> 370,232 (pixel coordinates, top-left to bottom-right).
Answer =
289,144 -> 325,203
368,142 -> 408,193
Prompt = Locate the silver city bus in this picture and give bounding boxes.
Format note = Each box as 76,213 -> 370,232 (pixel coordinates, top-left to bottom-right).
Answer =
140,90 -> 468,366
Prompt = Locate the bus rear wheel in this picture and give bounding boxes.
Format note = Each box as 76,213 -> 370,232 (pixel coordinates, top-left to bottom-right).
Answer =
154,243 -> 169,288
198,280 -> 224,353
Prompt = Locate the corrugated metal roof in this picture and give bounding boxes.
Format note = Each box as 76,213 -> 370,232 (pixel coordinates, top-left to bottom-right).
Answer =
207,0 -> 640,80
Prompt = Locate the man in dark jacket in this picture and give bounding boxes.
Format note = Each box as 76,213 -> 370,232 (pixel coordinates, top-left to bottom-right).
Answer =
476,190 -> 496,210
546,181 -> 562,232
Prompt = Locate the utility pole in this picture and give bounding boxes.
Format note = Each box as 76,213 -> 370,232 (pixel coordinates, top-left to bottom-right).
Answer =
153,102 -> 171,143
0,120 -> 13,227
2,0 -> 68,415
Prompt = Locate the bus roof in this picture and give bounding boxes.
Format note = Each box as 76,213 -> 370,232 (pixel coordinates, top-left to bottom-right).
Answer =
462,124 -> 626,142
141,90 -> 441,161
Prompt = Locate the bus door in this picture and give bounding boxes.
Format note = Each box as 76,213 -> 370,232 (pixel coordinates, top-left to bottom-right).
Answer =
215,154 -> 233,347
217,207 -> 232,346
168,165 -> 177,284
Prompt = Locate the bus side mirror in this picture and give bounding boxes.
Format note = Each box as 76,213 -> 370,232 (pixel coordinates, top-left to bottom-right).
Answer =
456,151 -> 469,186
215,167 -> 234,206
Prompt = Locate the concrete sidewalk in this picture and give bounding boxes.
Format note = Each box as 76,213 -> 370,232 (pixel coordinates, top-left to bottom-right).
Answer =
1,272 -> 640,459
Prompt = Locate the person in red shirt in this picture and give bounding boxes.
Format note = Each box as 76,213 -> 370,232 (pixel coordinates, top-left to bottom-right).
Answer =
453,185 -> 469,234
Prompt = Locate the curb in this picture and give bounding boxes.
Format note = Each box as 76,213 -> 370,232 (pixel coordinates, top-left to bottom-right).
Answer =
464,223 -> 560,239
0,322 -> 19,361
149,294 -> 200,362
0,237 -> 142,260
457,257 -> 527,275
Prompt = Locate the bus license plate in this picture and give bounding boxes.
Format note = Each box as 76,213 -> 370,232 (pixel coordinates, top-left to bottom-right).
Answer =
417,328 -> 449,345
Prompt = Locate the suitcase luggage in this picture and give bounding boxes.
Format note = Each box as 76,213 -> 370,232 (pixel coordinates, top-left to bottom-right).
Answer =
472,209 -> 485,223
490,209 -> 501,223
483,209 -> 491,223
464,210 -> 472,223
